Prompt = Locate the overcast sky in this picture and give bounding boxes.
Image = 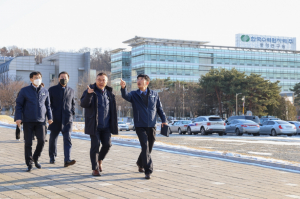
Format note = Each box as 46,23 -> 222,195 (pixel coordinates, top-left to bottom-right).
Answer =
0,0 -> 299,52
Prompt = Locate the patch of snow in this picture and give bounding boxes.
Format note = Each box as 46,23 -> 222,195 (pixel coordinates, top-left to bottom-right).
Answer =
248,152 -> 272,156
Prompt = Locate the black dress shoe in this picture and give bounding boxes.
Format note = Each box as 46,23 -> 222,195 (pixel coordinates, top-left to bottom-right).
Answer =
27,164 -> 33,172
145,174 -> 151,179
136,163 -> 144,173
92,169 -> 101,176
64,160 -> 76,167
34,161 -> 41,169
50,159 -> 55,164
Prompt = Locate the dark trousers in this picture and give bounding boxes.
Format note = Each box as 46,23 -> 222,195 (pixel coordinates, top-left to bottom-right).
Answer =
90,128 -> 111,170
136,127 -> 156,174
49,131 -> 72,162
23,122 -> 45,166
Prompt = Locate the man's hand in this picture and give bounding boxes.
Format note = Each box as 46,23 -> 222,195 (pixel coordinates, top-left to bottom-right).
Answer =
48,120 -> 53,125
161,123 -> 168,127
16,120 -> 22,127
120,78 -> 126,89
87,85 -> 94,94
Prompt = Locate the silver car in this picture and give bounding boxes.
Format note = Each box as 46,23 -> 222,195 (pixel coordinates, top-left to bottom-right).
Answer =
127,122 -> 135,131
226,119 -> 260,136
260,120 -> 296,136
118,122 -> 129,131
169,120 -> 192,134
287,121 -> 300,135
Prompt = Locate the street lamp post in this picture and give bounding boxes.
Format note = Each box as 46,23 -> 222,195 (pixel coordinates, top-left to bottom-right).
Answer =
236,93 -> 241,116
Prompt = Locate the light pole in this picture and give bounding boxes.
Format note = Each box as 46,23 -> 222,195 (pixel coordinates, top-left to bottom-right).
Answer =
236,93 -> 241,116
241,96 -> 245,115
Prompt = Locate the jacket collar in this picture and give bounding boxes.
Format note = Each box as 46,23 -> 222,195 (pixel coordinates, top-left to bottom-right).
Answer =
136,87 -> 152,95
57,82 -> 68,89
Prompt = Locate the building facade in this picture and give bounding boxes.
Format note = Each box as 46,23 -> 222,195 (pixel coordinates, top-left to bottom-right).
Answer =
0,52 -> 91,114
111,36 -> 300,96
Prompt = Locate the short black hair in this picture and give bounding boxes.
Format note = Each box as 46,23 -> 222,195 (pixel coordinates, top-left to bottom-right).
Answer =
137,74 -> 150,82
58,71 -> 69,78
30,71 -> 42,79
97,72 -> 108,77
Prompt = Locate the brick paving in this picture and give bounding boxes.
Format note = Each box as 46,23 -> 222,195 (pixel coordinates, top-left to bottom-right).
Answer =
0,126 -> 300,199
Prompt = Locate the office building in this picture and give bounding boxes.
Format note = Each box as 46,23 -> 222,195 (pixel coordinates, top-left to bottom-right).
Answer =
111,36 -> 300,97
0,52 -> 91,114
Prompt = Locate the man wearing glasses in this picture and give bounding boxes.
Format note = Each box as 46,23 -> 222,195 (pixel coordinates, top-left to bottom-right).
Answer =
80,72 -> 118,176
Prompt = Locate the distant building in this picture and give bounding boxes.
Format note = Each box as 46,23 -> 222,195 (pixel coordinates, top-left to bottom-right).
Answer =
0,56 -> 14,64
0,52 -> 92,114
111,36 -> 300,99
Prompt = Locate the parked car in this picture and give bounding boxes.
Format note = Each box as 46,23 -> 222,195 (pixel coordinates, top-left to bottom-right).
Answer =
118,121 -> 129,131
187,116 -> 225,136
226,119 -> 260,136
168,120 -> 178,125
287,121 -> 300,135
169,120 -> 192,134
259,117 -> 280,124
227,116 -> 260,124
127,122 -> 135,131
260,120 -> 296,136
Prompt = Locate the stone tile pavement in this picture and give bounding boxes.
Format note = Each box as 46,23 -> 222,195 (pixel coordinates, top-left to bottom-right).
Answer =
0,127 -> 300,199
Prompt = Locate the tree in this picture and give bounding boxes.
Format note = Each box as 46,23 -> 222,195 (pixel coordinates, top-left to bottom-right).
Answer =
290,82 -> 300,106
0,76 -> 27,115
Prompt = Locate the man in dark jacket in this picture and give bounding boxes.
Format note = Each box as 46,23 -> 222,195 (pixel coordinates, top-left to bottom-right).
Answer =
120,74 -> 167,179
48,71 -> 76,167
80,72 -> 118,176
15,71 -> 53,172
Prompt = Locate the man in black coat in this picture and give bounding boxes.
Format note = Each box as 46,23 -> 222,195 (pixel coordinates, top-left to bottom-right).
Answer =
80,72 -> 118,176
15,71 -> 53,172
48,71 -> 76,167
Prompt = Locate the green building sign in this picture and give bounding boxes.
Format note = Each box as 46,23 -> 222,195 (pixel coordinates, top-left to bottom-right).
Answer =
241,35 -> 250,42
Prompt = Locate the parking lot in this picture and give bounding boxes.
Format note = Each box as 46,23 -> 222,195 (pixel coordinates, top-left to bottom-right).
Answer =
118,130 -> 300,163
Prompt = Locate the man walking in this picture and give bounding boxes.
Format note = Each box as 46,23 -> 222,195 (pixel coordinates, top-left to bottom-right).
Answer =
15,71 -> 53,172
48,71 -> 76,167
80,72 -> 118,176
120,74 -> 167,179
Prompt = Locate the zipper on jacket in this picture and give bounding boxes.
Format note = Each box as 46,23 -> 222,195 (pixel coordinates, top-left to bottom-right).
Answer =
36,90 -> 39,120
138,111 -> 139,122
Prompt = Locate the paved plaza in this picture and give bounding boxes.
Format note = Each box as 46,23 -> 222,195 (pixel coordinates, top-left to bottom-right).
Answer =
1,126 -> 300,199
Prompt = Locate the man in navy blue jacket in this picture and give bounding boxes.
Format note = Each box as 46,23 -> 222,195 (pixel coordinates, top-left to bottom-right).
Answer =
120,74 -> 167,179
48,71 -> 76,167
15,71 -> 53,172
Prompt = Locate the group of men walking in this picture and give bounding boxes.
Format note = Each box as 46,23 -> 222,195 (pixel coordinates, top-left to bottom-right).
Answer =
15,71 -> 167,179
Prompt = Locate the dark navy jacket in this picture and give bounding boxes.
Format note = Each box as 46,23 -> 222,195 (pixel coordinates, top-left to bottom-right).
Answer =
94,86 -> 110,129
48,83 -> 75,133
80,84 -> 118,135
121,87 -> 166,128
15,84 -> 52,123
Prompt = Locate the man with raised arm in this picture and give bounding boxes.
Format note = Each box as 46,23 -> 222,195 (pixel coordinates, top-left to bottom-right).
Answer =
120,74 -> 167,179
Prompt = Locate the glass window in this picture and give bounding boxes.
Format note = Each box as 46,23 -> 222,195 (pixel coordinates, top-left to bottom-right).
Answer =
276,121 -> 290,124
209,117 -> 222,121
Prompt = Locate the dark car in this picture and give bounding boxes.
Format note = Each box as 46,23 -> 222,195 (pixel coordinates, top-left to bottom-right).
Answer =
226,116 -> 260,124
